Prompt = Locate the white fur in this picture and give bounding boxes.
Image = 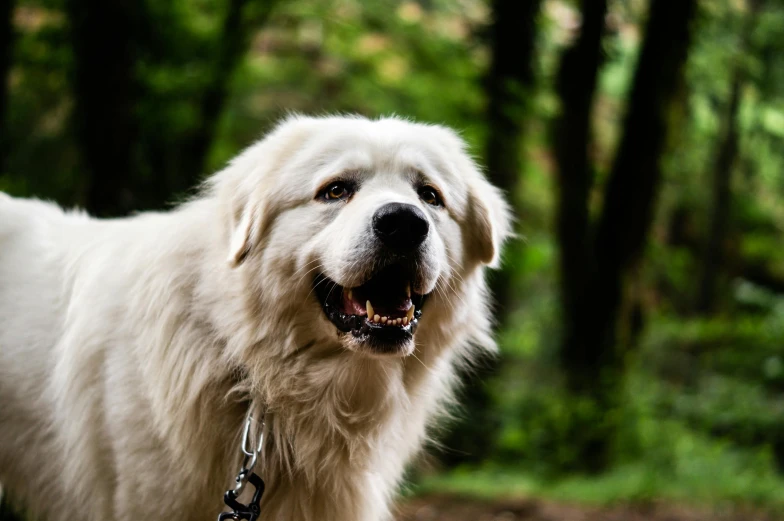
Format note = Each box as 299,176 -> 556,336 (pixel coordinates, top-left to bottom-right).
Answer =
0,115 -> 511,521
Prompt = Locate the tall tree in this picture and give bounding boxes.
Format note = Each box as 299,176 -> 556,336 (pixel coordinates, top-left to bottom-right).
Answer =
697,0 -> 763,313
66,0 -> 140,217
66,0 -> 278,217
554,0 -> 697,471
174,0 -> 277,196
697,71 -> 742,313
0,0 -> 16,175
552,0 -> 608,395
484,0 -> 542,314
439,0 -> 543,468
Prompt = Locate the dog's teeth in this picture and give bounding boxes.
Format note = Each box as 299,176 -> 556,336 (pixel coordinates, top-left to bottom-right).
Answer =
366,300 -> 374,318
405,282 -> 411,297
406,305 -> 415,321
347,289 -> 353,300
381,316 -> 388,323
373,314 -> 381,323
402,317 -> 408,325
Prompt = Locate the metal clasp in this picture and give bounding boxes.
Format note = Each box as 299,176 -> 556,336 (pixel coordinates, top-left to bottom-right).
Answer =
219,472 -> 265,521
234,415 -> 264,495
217,412 -> 266,521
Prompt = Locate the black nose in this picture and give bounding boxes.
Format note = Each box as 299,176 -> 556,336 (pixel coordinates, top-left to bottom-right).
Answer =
373,203 -> 429,253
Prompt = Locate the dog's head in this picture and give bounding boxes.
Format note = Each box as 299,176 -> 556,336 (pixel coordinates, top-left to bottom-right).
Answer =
214,115 -> 511,358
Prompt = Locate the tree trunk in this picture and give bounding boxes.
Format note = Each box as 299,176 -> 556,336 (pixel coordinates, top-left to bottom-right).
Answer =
557,0 -> 697,472
697,74 -> 741,313
67,0 -> 139,217
697,0 -> 763,314
0,0 -> 15,175
484,0 -> 541,316
438,0 -> 542,469
550,0 -> 608,474
552,0 -> 608,386
174,0 -> 277,195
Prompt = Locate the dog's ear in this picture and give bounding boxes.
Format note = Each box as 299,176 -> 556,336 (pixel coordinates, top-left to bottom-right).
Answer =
227,203 -> 254,267
427,124 -> 513,268
465,180 -> 513,268
227,192 -> 265,268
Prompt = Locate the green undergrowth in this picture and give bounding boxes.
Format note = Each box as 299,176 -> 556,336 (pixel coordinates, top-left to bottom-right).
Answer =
407,461 -> 784,512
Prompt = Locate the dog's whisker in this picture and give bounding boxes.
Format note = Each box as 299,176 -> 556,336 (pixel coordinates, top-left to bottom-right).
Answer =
442,251 -> 467,283
442,275 -> 469,310
437,282 -> 460,316
324,281 -> 340,305
447,261 -> 467,285
293,266 -> 322,285
410,351 -> 430,372
433,279 -> 452,308
288,258 -> 320,283
290,257 -> 321,278
293,262 -> 325,287
305,273 -> 332,301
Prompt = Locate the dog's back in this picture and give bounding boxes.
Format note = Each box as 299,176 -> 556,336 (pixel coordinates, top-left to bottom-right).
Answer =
0,196 -> 77,519
0,194 -> 232,521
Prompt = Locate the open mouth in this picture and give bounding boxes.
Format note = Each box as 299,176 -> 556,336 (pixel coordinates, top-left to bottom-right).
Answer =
313,264 -> 426,352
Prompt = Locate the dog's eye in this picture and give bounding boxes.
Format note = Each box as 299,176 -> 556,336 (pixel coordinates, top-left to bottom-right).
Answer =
418,186 -> 442,207
321,182 -> 353,202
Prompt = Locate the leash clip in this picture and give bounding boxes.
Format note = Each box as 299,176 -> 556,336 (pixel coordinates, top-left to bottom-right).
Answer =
218,414 -> 266,521
218,472 -> 265,521
236,415 -> 264,494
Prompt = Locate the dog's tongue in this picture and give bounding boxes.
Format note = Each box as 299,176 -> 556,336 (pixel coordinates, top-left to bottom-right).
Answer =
342,292 -> 366,315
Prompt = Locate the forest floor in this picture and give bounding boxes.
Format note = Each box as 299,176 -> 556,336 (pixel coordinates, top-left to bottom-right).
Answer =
395,495 -> 783,521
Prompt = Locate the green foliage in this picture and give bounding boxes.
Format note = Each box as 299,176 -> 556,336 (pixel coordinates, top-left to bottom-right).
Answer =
3,0 -> 784,511
211,0 -> 489,172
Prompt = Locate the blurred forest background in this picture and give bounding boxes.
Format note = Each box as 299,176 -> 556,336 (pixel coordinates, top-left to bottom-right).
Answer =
2,0 -> 784,519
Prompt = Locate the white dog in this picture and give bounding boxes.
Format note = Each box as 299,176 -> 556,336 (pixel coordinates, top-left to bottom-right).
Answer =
0,115 -> 511,521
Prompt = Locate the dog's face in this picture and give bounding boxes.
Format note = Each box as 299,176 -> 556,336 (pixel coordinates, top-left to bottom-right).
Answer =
222,116 -> 510,358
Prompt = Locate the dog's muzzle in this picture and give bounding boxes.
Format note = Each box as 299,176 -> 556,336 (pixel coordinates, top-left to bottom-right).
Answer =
312,203 -> 436,354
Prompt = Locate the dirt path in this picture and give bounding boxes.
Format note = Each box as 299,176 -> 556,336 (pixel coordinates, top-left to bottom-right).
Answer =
396,495 -> 782,521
